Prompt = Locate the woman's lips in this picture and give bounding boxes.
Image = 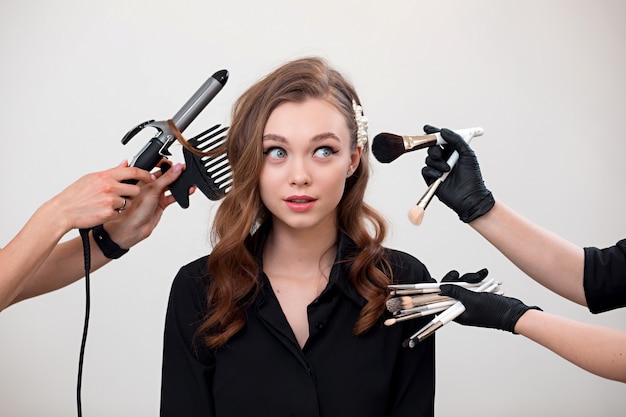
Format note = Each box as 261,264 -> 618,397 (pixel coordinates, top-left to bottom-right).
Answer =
285,195 -> 316,212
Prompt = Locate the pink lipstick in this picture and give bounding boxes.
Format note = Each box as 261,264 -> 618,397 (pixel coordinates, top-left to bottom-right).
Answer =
284,195 -> 316,212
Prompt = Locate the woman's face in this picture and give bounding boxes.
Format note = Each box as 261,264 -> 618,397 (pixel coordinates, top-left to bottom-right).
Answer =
259,98 -> 361,233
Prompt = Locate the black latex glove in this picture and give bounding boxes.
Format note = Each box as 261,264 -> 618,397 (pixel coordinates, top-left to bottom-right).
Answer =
421,125 -> 495,223
441,268 -> 489,284
439,281 -> 541,333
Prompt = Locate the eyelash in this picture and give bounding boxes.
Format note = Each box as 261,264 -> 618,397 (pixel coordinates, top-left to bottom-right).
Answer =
263,146 -> 339,159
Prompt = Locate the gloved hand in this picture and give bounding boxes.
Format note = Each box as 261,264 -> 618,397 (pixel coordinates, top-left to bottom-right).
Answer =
439,271 -> 541,333
441,268 -> 489,284
421,125 -> 495,223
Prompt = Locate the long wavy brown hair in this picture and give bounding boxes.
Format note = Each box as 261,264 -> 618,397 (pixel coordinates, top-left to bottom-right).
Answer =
197,57 -> 392,349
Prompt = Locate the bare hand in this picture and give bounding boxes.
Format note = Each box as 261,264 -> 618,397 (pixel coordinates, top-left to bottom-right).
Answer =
103,162 -> 194,249
49,161 -> 153,230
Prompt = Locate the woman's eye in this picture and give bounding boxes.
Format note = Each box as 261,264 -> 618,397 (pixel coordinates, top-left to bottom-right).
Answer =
264,147 -> 287,159
314,146 -> 336,158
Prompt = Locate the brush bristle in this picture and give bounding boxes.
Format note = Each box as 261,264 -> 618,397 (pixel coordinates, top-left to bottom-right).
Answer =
384,318 -> 397,326
385,297 -> 403,313
401,296 -> 414,310
372,133 -> 406,163
408,205 -> 425,225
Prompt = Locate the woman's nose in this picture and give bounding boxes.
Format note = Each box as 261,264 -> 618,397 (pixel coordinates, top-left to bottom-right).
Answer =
289,158 -> 311,186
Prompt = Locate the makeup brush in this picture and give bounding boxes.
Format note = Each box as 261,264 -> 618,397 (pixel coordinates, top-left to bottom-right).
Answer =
395,300 -> 457,316
384,304 -> 451,326
408,127 -> 484,226
389,280 -> 502,297
372,127 -> 483,163
388,280 -> 487,291
387,278 -> 500,312
404,302 -> 466,347
397,293 -> 453,310
386,293 -> 454,314
390,288 -> 440,296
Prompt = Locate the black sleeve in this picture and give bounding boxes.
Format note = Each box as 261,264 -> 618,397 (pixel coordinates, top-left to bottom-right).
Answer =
160,258 -> 215,417
583,239 -> 626,313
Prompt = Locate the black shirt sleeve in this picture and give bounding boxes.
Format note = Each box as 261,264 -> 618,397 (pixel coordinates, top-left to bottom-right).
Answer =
583,239 -> 626,313
160,257 -> 215,417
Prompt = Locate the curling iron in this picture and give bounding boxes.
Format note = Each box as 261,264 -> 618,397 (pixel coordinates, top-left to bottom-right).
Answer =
75,70 -> 229,417
121,69 -> 229,205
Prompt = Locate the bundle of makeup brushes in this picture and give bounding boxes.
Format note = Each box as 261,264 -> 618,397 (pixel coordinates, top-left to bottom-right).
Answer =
385,277 -> 502,348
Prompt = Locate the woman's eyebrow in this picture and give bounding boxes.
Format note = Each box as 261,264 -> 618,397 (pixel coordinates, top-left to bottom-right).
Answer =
310,132 -> 341,143
262,133 -> 287,143
262,132 -> 341,143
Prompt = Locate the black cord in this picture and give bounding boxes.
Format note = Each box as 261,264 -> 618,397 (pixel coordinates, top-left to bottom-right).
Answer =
77,228 -> 92,417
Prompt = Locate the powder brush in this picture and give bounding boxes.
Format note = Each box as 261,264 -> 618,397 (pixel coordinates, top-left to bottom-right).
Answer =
372,127 -> 483,164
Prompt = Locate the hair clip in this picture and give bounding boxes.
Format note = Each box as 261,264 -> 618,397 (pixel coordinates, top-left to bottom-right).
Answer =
352,100 -> 369,148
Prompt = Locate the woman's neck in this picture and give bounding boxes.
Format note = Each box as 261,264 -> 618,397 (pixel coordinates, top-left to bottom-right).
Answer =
263,219 -> 338,279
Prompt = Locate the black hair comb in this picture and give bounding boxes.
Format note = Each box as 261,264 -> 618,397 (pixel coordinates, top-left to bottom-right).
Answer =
164,123 -> 232,208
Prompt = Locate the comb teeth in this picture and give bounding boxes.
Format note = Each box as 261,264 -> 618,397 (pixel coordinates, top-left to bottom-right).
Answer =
188,124 -> 232,194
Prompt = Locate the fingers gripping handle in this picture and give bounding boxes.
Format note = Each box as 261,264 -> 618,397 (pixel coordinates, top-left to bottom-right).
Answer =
409,127 -> 484,225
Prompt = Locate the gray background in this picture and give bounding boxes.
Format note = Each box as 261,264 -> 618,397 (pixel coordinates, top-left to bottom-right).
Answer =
1,0 -> 624,415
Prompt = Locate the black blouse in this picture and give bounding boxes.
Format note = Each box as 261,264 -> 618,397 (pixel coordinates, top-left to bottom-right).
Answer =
160,229 -> 436,417
583,238 -> 626,313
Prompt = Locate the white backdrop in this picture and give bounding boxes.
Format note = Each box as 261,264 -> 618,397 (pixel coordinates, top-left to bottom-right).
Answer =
1,1 -> 624,416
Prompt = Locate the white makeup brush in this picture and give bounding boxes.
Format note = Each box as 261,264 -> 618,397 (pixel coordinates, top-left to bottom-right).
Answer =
404,302 -> 467,347
408,127 -> 484,226
388,280 -> 487,291
385,293 -> 454,313
384,304 -> 452,326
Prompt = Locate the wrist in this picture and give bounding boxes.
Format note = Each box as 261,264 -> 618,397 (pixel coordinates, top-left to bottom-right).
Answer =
512,305 -> 543,334
35,199 -> 73,239
459,190 -> 495,223
91,224 -> 129,259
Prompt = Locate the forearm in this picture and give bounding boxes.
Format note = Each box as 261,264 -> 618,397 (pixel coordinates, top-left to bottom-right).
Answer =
10,233 -> 113,304
0,202 -> 71,311
515,309 -> 626,382
470,200 -> 586,305
4,162 -> 181,309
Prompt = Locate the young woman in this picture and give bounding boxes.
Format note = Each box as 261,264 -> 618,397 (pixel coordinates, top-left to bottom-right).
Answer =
160,57 -> 436,416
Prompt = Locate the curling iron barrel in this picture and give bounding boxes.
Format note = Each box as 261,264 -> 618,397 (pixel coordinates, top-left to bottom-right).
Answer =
121,69 -> 229,176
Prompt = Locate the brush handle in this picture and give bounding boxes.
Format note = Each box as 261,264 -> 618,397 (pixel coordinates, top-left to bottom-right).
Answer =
385,305 -> 449,326
410,127 -> 484,224
435,127 -> 483,149
415,178 -> 442,210
402,127 -> 484,154
407,302 -> 466,347
439,128 -> 480,181
389,279 -> 488,290
408,293 -> 453,305
397,300 -> 457,316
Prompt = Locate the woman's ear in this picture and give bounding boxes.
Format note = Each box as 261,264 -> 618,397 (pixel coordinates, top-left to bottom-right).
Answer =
347,146 -> 362,177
